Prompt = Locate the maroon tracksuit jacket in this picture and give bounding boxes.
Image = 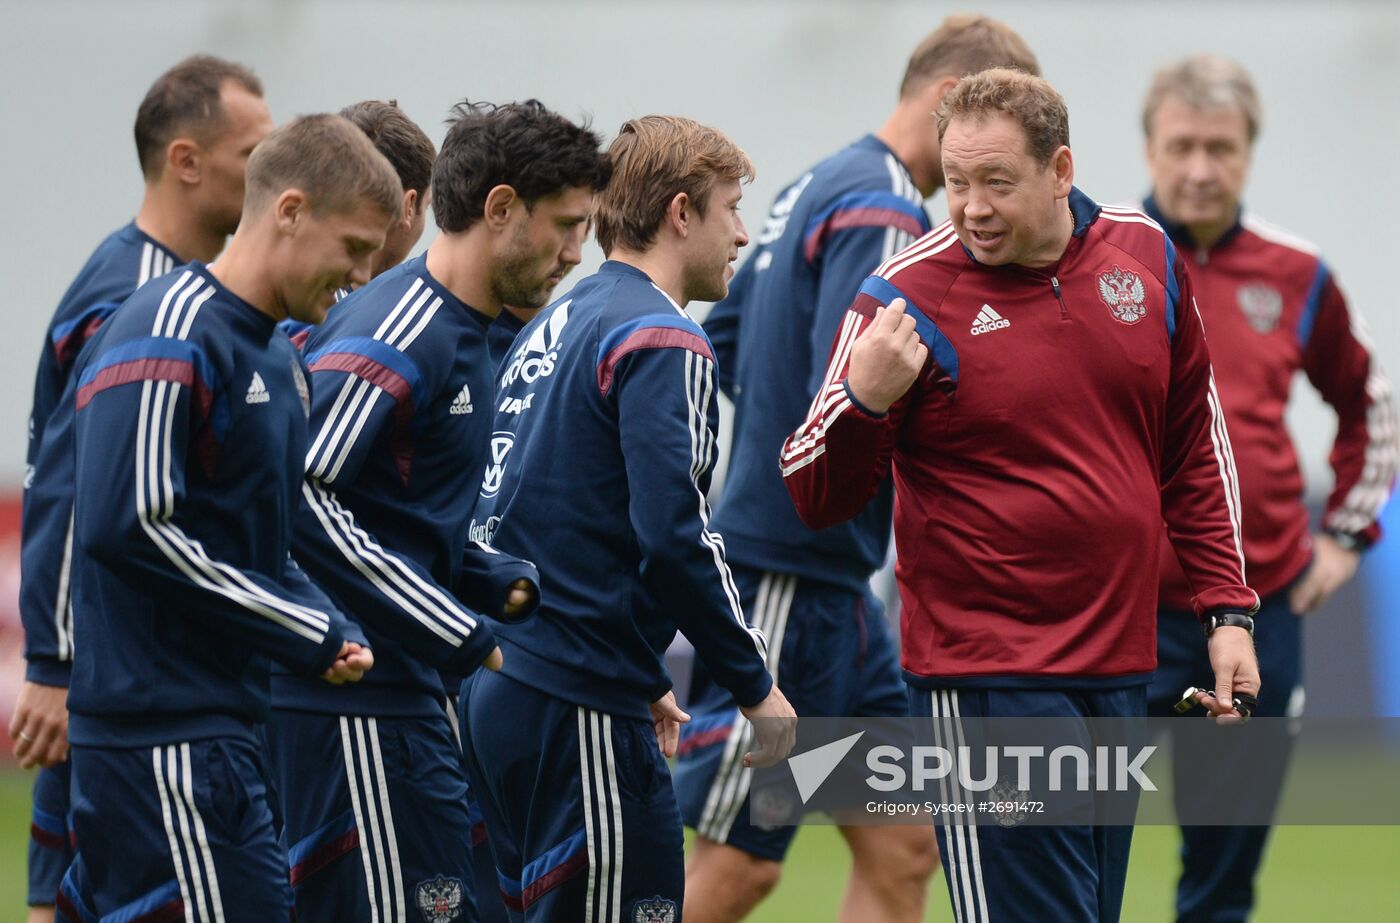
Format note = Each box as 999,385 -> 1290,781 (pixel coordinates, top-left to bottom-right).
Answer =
782,188 -> 1258,688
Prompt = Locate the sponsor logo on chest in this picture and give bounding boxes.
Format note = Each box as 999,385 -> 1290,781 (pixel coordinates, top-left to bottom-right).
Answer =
468,515 -> 500,545
479,432 -> 515,499
498,392 -> 535,415
501,300 -> 571,388
756,172 -> 814,248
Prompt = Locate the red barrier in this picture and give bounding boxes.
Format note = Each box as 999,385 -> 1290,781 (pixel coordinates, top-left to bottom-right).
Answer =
0,493 -> 26,763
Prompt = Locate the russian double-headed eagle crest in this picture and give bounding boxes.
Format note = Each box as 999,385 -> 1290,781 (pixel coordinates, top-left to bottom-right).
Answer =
415,875 -> 463,923
290,359 -> 310,417
1237,283 -> 1284,334
633,896 -> 679,923
1096,266 -> 1149,325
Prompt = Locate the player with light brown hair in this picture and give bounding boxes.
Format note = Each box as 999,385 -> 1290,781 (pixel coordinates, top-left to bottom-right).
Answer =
681,15 -> 1039,923
461,114 -> 794,922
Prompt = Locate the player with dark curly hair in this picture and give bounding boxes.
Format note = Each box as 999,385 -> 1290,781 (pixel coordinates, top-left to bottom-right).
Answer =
265,98 -> 610,923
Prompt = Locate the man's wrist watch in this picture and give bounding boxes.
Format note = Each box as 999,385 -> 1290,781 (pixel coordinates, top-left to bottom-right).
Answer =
1325,528 -> 1371,553
1204,611 -> 1255,638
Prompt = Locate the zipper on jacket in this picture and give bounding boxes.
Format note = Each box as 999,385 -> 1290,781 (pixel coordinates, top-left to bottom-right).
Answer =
1051,276 -> 1067,319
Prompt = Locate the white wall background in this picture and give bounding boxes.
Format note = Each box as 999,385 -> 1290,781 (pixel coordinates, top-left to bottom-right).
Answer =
1,0 -> 1397,492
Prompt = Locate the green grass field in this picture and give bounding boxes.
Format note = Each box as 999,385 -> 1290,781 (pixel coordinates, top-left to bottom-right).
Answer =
3,769 -> 1395,919
748,824 -> 1400,921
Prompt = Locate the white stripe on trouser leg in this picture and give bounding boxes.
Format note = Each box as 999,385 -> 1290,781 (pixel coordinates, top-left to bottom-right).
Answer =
164,745 -> 211,921
589,711 -> 616,922
930,694 -> 966,923
341,717 -> 381,923
179,742 -> 226,922
354,718 -> 400,922
153,747 -> 197,923
696,572 -> 785,840
589,712 -> 608,921
947,692 -> 989,921
709,573 -> 796,839
764,575 -> 797,686
578,709 -> 599,923
444,696 -> 463,752
695,574 -> 773,840
367,719 -> 407,921
602,714 -> 624,922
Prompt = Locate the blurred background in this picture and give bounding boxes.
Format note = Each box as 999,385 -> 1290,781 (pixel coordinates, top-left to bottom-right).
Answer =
0,1 -> 1397,917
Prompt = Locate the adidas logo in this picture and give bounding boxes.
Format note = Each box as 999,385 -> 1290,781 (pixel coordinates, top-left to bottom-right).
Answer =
501,300 -> 571,388
245,371 -> 270,404
450,382 -> 474,415
970,304 -> 1010,336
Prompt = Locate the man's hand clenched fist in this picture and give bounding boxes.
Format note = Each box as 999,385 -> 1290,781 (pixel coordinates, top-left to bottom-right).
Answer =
845,299 -> 927,415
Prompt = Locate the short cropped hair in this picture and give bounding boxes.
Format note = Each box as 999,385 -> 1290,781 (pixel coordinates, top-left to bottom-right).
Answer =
243,114 -> 402,219
900,14 -> 1040,98
134,55 -> 263,179
1142,54 -> 1261,143
937,68 -> 1070,167
431,99 -> 610,234
593,115 -> 754,256
339,99 -> 436,196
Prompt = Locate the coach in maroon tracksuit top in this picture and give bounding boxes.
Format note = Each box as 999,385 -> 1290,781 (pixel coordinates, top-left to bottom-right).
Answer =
781,69 -> 1261,923
1142,55 -> 1399,923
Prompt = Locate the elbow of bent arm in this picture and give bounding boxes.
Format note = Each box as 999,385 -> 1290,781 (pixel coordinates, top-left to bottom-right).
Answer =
74,501 -> 141,566
783,473 -> 858,531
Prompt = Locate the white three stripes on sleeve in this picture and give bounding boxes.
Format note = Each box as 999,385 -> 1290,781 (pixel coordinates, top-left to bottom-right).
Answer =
780,310 -> 863,477
306,279 -> 442,482
1328,305 -> 1400,535
781,224 -> 959,478
302,480 -> 480,645
133,273 -> 331,644
682,350 -> 762,656
1192,301 -> 1250,589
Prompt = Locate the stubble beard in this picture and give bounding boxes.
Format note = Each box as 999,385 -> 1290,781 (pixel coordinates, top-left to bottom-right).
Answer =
490,230 -> 556,310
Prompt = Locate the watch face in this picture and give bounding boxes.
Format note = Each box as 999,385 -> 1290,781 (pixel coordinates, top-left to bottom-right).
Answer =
1206,613 -> 1254,637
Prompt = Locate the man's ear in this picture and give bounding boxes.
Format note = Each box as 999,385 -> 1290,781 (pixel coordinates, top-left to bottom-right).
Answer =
1051,146 -> 1074,198
664,191 -> 692,238
923,74 -> 959,118
273,189 -> 309,234
401,188 -> 419,227
167,138 -> 201,186
482,184 -> 519,231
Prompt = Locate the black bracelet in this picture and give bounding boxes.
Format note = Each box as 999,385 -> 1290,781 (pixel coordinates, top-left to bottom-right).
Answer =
1325,529 -> 1371,553
1203,611 -> 1255,638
